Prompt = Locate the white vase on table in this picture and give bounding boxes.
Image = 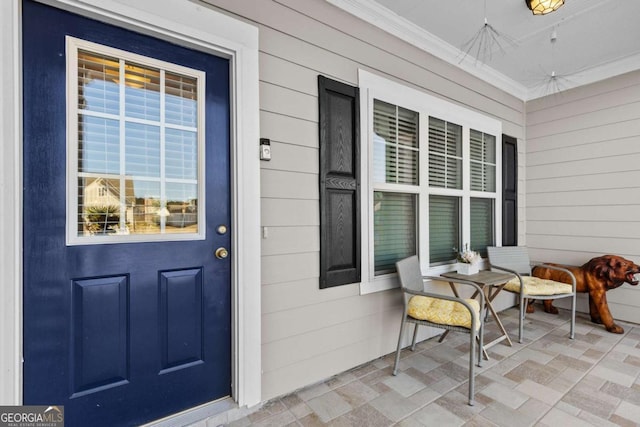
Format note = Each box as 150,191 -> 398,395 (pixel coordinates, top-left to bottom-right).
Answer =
456,262 -> 479,275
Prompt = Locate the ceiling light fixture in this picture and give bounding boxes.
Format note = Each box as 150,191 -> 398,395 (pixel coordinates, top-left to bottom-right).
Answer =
525,0 -> 565,15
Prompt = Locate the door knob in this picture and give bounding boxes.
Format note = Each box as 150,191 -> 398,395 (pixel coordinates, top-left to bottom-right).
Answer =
215,247 -> 229,259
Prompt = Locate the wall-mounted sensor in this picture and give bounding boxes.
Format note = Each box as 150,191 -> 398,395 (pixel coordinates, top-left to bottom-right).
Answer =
260,138 -> 271,161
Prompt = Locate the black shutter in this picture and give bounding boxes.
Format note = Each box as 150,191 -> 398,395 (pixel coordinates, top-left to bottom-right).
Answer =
502,134 -> 518,246
318,76 -> 361,288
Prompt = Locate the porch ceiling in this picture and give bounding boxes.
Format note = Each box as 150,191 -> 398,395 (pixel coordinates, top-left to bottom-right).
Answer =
329,0 -> 640,100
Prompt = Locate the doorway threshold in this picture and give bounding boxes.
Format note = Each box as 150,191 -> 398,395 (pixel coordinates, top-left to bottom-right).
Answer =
145,396 -> 258,427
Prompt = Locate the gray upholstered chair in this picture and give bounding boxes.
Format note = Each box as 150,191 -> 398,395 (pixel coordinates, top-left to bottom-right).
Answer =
393,255 -> 484,406
487,246 -> 576,343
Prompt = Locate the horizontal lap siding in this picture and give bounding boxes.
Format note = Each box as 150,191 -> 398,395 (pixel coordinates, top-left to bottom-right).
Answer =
203,0 -> 525,401
261,226 -> 319,256
526,70 -> 640,323
262,278 -> 358,315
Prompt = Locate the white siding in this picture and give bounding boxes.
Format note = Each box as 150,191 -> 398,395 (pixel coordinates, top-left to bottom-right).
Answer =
526,70 -> 640,323
205,0 -> 525,401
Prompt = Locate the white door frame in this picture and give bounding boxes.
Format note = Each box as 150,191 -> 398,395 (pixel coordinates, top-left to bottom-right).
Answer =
0,0 -> 262,409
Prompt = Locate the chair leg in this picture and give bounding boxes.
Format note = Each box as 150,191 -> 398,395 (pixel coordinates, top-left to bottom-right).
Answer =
411,323 -> 419,351
393,317 -> 408,376
468,330 -> 475,406
477,321 -> 484,368
519,296 -> 525,344
570,294 -> 576,339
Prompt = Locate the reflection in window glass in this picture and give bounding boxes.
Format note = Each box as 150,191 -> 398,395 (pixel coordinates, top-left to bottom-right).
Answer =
77,51 -> 119,115
166,72 -> 198,127
75,49 -> 201,238
125,62 -> 161,121
165,129 -> 197,180
78,177 -> 122,235
125,123 -> 161,177
165,183 -> 198,233
78,116 -> 120,174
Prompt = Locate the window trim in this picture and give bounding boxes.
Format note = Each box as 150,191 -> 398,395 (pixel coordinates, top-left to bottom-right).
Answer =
358,70 -> 502,294
66,36 -> 206,245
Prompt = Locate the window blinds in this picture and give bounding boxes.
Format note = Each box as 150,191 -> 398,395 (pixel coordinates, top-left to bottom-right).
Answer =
470,198 -> 494,257
373,192 -> 417,275
429,195 -> 460,265
470,129 -> 496,192
428,117 -> 462,189
372,100 -> 418,185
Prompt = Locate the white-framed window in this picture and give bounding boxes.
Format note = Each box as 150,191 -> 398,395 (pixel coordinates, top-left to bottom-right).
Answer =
359,70 -> 502,294
66,37 -> 206,245
372,99 -> 419,276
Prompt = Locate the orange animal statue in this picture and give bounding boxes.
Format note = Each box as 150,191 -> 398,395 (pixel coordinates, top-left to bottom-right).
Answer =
532,255 -> 640,334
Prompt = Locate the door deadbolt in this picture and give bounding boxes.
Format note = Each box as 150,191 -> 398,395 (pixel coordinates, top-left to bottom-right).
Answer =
217,225 -> 228,235
215,247 -> 229,259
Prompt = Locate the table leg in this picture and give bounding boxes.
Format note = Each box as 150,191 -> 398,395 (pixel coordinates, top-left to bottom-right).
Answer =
442,273 -> 516,361
448,282 -> 460,298
448,281 -> 480,300
483,285 -> 513,349
448,280 -> 512,360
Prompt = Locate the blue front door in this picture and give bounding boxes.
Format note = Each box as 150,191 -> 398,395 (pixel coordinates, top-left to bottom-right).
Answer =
22,1 -> 232,426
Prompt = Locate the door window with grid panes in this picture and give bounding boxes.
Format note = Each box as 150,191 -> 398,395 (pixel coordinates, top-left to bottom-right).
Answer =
68,38 -> 205,244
